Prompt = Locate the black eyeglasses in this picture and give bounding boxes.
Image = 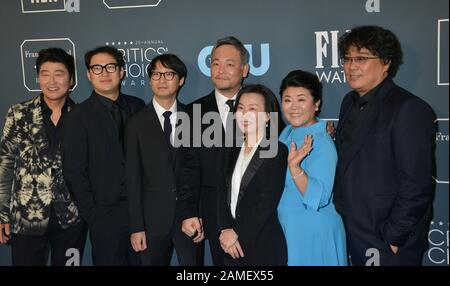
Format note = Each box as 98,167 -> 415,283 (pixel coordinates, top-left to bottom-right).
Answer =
150,71 -> 178,81
89,63 -> 119,75
340,56 -> 379,65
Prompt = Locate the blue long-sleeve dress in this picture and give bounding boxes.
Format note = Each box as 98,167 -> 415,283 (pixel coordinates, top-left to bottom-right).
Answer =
278,120 -> 347,266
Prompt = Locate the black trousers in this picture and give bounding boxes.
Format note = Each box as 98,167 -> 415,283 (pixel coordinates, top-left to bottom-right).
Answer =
199,190 -> 224,266
344,219 -> 424,266
140,216 -> 202,266
11,206 -> 87,266
89,200 -> 140,266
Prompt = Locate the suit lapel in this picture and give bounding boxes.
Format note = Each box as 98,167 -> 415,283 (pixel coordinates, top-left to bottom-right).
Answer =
172,101 -> 186,163
336,94 -> 354,147
203,91 -> 220,114
236,146 -> 266,209
203,91 -> 227,138
226,147 -> 240,207
29,96 -> 50,160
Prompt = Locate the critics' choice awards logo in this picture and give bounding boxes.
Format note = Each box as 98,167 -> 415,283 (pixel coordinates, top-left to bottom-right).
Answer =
103,0 -> 161,9
20,38 -> 78,92
437,19 -> 449,86
21,0 -> 80,13
315,30 -> 350,84
106,40 -> 168,87
427,221 -> 449,265
198,43 -> 270,77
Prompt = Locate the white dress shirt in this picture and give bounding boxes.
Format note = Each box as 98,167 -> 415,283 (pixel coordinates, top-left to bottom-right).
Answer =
230,138 -> 263,218
152,98 -> 177,144
215,89 -> 237,130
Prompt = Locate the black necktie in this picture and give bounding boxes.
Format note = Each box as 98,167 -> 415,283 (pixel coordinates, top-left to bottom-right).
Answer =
226,99 -> 235,113
225,99 -> 235,127
111,101 -> 124,143
163,111 -> 172,145
225,99 -> 236,146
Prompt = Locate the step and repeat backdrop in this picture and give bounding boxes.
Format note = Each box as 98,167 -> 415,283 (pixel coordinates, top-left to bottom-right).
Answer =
0,0 -> 448,266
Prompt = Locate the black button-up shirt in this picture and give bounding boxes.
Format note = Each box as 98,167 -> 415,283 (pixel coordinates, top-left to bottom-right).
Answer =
340,85 -> 378,145
40,94 -> 72,156
94,92 -> 131,199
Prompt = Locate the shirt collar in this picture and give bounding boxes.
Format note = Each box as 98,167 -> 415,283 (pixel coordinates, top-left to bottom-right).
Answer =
351,76 -> 388,106
94,91 -> 123,110
152,97 -> 177,119
215,88 -> 238,108
40,93 -> 70,115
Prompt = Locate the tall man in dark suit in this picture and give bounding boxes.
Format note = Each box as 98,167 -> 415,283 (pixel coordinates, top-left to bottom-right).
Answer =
177,36 -> 250,266
62,46 -> 145,266
333,26 -> 436,266
126,54 -> 202,266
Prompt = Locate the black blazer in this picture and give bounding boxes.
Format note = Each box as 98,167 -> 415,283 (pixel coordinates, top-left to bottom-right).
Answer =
62,92 -> 145,225
177,91 -> 228,220
125,102 -> 186,236
217,142 -> 288,266
333,77 -> 436,251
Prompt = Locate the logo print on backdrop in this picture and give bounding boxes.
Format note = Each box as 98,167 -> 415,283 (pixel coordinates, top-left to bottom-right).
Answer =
437,19 -> 449,86
20,38 -> 77,92
106,40 -> 168,87
315,30 -> 348,84
427,221 -> 449,265
365,0 -> 380,13
197,43 -> 270,77
103,0 -> 161,9
434,118 -> 449,185
21,0 -> 80,13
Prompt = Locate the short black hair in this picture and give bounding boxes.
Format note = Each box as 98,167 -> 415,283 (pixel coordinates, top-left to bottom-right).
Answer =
338,25 -> 403,77
147,54 -> 187,80
236,84 -> 285,135
36,47 -> 75,83
280,70 -> 323,115
84,45 -> 125,69
212,36 -> 249,65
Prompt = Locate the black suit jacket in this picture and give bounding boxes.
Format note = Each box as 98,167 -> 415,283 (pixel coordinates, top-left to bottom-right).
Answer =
217,142 -> 288,266
62,92 -> 145,225
177,91 -> 230,222
125,102 -> 186,236
334,77 -> 436,252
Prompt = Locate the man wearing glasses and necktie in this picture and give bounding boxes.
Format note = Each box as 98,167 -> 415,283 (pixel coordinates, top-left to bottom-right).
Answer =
125,54 -> 202,266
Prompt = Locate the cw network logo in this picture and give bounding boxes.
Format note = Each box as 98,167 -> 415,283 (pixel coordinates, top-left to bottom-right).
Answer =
106,40 -> 168,87
21,0 -> 80,13
20,38 -> 77,92
426,221 -> 449,265
198,43 -> 270,77
103,0 -> 162,9
315,30 -> 349,84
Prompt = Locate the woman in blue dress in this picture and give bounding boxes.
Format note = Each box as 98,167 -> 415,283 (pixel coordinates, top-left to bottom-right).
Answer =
278,70 -> 347,266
